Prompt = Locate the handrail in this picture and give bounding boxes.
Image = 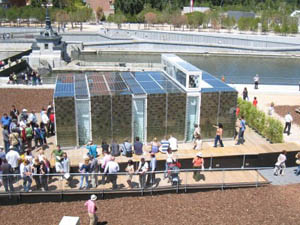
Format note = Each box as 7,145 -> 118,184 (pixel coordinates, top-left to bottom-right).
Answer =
0,167 -> 274,176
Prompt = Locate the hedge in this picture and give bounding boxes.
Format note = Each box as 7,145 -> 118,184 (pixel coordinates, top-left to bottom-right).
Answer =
237,98 -> 283,143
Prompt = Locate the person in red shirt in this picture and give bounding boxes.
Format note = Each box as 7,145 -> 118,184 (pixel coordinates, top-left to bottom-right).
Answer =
236,106 -> 240,117
49,111 -> 55,135
253,97 -> 258,107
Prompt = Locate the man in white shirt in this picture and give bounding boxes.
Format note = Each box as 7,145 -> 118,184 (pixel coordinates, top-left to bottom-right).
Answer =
6,146 -> 20,172
104,156 -> 119,189
253,74 -> 259,89
137,157 -> 149,188
168,135 -> 178,151
284,112 -> 293,136
41,110 -> 49,134
274,150 -> 287,176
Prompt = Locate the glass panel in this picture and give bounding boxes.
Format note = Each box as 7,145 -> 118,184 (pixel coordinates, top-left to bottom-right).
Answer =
54,97 -> 77,146
76,100 -> 90,145
167,93 -> 186,141
133,98 -> 146,142
186,96 -> 199,141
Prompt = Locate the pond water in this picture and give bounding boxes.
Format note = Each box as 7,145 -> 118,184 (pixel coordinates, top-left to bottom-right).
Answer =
77,52 -> 300,85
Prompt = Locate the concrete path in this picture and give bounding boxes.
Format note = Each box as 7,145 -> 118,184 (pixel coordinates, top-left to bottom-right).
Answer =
259,166 -> 300,186
231,84 -> 300,144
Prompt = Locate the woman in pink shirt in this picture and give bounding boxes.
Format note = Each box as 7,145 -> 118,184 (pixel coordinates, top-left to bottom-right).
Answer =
85,194 -> 98,225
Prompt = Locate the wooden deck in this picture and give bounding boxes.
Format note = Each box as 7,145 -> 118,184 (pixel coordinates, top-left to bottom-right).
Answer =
0,170 -> 268,194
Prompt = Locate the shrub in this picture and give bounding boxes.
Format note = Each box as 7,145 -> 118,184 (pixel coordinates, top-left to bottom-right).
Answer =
238,97 -> 283,143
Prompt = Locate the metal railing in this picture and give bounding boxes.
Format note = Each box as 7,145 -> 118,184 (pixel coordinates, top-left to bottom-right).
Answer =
0,167 -> 271,195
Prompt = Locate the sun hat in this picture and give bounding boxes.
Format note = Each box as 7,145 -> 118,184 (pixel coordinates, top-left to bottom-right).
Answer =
196,152 -> 203,157
91,194 -> 97,201
9,145 -> 15,150
22,109 -> 27,112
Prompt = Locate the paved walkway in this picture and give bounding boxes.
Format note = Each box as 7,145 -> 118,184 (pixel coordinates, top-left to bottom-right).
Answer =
259,167 -> 300,186
231,84 -> 300,144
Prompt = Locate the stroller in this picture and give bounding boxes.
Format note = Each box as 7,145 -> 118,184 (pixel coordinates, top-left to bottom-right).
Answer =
168,164 -> 180,186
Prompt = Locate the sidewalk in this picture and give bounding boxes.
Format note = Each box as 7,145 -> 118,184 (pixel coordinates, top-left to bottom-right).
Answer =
231,83 -> 300,144
259,167 -> 300,186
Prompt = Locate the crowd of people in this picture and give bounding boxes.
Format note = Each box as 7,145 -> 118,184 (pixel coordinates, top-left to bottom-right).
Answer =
0,103 -> 55,192
8,70 -> 42,85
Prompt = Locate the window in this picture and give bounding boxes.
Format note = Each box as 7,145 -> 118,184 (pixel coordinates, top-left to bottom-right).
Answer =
45,44 -> 48,49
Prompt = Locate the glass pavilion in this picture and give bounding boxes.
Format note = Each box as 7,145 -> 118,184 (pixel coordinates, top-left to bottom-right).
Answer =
54,55 -> 237,147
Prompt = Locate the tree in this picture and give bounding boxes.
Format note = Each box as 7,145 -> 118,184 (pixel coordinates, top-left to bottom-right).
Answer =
107,11 -> 126,28
55,10 -> 69,31
144,12 -> 157,26
171,14 -> 187,29
289,20 -> 298,34
96,6 -> 104,22
114,0 -> 144,15
222,16 -> 235,31
186,11 -> 205,29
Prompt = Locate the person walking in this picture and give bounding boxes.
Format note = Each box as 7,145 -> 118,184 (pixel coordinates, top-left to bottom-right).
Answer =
253,74 -> 259,89
84,195 -> 98,225
194,135 -> 202,151
192,152 -> 204,181
274,150 -> 287,176
236,116 -> 246,145
104,156 -> 119,189
283,112 -> 293,136
242,87 -> 248,101
90,155 -> 99,188
213,123 -> 224,148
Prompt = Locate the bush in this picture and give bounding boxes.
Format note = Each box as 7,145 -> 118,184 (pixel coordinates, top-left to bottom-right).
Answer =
238,97 -> 283,143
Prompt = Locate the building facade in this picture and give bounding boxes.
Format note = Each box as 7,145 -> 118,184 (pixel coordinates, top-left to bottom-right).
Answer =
54,55 -> 237,147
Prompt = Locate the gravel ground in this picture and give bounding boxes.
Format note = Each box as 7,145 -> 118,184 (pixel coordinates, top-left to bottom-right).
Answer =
274,105 -> 300,126
1,184 -> 300,225
0,88 -> 53,116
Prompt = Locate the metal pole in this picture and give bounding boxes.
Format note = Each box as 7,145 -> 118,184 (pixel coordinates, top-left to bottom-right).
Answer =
242,154 -> 246,169
209,155 -> 213,170
221,169 -> 225,191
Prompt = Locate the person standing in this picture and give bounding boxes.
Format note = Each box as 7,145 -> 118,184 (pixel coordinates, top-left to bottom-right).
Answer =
2,125 -> 10,153
125,159 -> 135,188
79,157 -> 91,190
6,146 -> 20,173
104,156 -> 119,189
284,112 -> 293,136
100,150 -> 111,184
253,74 -> 259,89
242,87 -> 248,101
253,97 -> 258,107
274,150 -> 287,176
213,123 -> 224,148
137,156 -> 148,189
146,153 -> 157,186
20,159 -> 32,192
110,140 -> 120,157
236,116 -> 246,145
90,155 -> 99,188
193,124 -> 201,140
9,105 -> 19,120
294,152 -> 300,176
1,113 -> 12,129
32,157 -> 41,190
25,123 -> 33,151
52,145 -> 64,174
0,159 -> 14,192
84,195 -> 98,225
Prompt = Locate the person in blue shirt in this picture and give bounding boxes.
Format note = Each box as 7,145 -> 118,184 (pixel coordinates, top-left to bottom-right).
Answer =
86,140 -> 98,159
1,113 -> 11,129
236,116 -> 246,145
